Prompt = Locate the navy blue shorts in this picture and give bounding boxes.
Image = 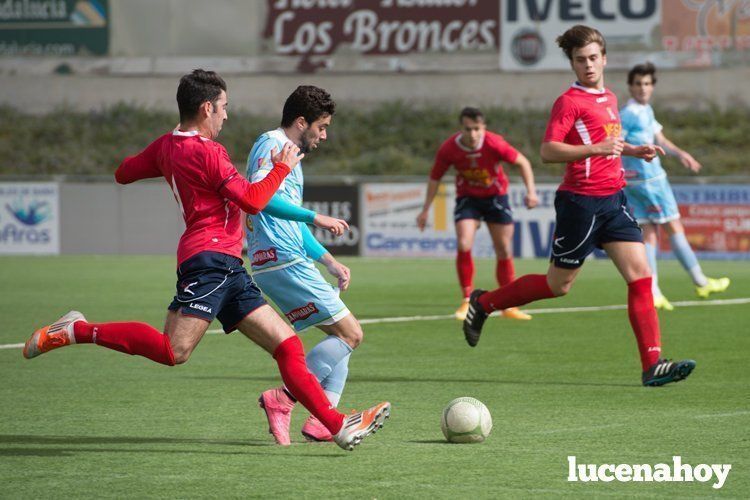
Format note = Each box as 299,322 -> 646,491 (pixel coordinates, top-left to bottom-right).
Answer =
550,190 -> 642,269
454,194 -> 513,224
168,251 -> 266,333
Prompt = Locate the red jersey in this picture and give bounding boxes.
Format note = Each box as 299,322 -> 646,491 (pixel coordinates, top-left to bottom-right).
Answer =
544,83 -> 625,196
430,131 -> 519,198
115,130 -> 289,265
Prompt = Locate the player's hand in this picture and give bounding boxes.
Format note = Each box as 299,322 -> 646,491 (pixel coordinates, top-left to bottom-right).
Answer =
595,136 -> 624,157
271,142 -> 304,169
314,214 -> 349,236
416,209 -> 429,231
525,191 -> 539,209
325,258 -> 351,291
635,144 -> 665,162
679,152 -> 702,173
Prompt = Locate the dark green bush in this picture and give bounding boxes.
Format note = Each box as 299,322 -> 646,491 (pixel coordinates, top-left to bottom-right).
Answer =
2,102 -> 748,178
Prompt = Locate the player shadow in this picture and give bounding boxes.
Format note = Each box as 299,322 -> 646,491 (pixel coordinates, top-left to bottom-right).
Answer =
0,435 -> 346,458
187,374 -> 633,388
409,439 -> 452,445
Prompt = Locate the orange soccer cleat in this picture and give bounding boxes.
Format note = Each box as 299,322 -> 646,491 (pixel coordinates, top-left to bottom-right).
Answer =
333,401 -> 391,451
501,307 -> 532,320
23,310 -> 86,359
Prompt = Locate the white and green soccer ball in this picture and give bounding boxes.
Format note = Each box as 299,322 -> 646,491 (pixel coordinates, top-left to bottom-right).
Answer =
440,397 -> 492,443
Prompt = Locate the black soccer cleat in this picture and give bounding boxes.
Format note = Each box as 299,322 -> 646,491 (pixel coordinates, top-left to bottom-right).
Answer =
463,289 -> 488,347
642,358 -> 696,387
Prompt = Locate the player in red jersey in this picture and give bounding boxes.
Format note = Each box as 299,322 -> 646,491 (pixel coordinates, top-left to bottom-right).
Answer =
417,107 -> 538,321
22,70 -> 390,449
462,26 -> 696,387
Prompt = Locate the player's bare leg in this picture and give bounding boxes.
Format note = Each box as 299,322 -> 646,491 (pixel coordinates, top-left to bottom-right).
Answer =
662,219 -> 730,299
603,241 -> 695,386
487,222 -> 531,320
162,311 -> 210,364
454,219 -> 479,320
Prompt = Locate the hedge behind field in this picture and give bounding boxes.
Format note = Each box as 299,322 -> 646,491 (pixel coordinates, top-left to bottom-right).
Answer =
2,103 -> 748,178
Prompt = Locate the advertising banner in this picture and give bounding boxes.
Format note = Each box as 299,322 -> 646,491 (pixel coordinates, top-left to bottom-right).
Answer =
361,182 -> 557,258
262,0 -> 499,71
303,184 -> 361,256
500,0 -> 661,70
663,184 -> 750,260
0,0 -> 108,56
0,182 -> 59,254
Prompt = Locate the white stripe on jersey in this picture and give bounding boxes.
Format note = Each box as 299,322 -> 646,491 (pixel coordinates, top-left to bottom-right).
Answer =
574,118 -> 592,179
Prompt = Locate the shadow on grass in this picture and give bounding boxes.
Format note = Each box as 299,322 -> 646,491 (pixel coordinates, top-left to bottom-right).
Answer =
0,435 -> 347,458
187,375 -> 635,389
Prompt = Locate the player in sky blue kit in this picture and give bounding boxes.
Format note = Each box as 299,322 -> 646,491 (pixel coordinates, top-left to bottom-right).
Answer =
247,86 -> 366,445
621,63 -> 730,310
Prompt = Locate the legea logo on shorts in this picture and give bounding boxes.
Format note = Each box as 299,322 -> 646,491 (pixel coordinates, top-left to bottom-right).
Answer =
286,302 -> 319,323
567,456 -> 731,490
252,248 -> 277,266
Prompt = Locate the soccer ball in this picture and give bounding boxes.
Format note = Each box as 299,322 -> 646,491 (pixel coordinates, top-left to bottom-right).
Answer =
440,397 -> 492,443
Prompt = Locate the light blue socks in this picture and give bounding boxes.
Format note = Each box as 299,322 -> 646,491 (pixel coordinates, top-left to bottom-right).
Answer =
644,242 -> 662,297
670,232 -> 708,286
306,335 -> 352,407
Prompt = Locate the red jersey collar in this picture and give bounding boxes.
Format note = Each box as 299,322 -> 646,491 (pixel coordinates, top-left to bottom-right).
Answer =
453,132 -> 484,152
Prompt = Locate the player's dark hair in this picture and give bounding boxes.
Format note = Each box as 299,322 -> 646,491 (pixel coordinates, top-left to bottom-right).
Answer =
556,25 -> 606,61
176,69 -> 227,123
459,107 -> 485,123
281,85 -> 336,128
628,62 -> 658,86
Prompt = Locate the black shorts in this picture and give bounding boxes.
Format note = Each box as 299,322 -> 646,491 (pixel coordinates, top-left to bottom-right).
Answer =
168,251 -> 266,333
550,190 -> 642,269
454,194 -> 513,224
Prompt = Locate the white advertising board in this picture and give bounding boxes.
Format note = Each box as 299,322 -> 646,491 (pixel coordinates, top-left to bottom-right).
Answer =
0,183 -> 60,255
361,182 -> 558,258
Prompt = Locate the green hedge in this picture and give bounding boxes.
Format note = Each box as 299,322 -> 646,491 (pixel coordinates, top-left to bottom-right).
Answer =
2,103 -> 748,177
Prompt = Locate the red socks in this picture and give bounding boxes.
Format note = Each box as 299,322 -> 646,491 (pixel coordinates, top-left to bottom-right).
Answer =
495,258 -> 515,287
456,250 -> 474,299
478,274 -> 555,312
73,321 -> 176,366
627,277 -> 662,371
273,336 -> 345,435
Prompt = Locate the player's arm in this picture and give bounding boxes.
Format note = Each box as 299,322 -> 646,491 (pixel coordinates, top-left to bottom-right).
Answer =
219,143 -> 300,215
621,142 -> 665,163
264,195 -> 349,236
540,139 -> 625,163
511,152 -> 538,209
115,138 -> 162,184
417,147 -> 450,231
300,223 -> 351,291
655,131 -> 702,172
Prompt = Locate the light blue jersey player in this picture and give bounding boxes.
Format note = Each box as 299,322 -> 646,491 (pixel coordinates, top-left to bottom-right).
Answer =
622,63 -> 729,310
249,86 -> 368,445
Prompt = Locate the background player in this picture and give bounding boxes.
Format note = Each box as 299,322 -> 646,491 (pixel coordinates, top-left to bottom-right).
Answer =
621,62 -> 730,310
416,107 -> 538,321
23,70 -> 389,450
462,26 -> 696,387
247,86 -> 367,445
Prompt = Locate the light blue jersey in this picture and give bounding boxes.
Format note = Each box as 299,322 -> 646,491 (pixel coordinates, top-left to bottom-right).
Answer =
246,129 -> 308,272
620,99 -> 665,181
245,128 -> 349,331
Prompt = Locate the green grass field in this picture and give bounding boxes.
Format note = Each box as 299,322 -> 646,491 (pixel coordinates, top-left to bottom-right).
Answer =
1,256 -> 748,498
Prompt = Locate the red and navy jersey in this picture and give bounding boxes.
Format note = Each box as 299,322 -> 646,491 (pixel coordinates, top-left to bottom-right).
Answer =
430,131 -> 519,198
544,82 -> 625,197
115,130 -> 287,266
